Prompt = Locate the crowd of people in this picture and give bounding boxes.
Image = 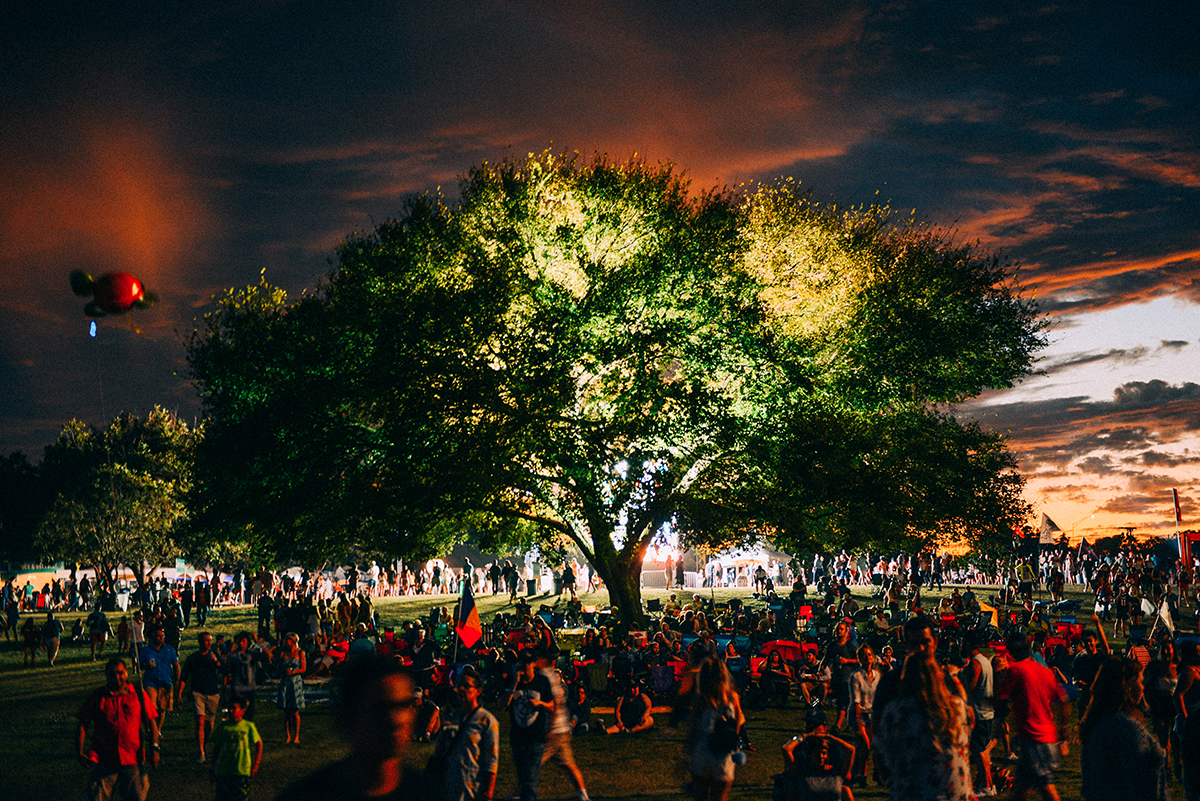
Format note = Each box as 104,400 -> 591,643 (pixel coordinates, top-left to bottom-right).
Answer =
41,543 -> 1200,800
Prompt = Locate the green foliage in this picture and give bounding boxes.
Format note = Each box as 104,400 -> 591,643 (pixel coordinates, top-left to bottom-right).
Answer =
0,451 -> 51,563
36,408 -> 195,589
187,152 -> 1045,616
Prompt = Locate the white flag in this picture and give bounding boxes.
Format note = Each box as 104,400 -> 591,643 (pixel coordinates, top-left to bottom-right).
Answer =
1141,597 -> 1157,618
1159,600 -> 1175,634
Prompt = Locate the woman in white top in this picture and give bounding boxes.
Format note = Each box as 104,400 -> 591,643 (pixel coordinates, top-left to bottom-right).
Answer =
848,644 -> 882,787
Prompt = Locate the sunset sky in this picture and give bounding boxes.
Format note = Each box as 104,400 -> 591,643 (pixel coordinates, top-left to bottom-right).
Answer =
1,2 -> 1197,543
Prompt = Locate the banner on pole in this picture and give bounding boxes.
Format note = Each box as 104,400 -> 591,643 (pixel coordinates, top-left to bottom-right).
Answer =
456,579 -> 483,648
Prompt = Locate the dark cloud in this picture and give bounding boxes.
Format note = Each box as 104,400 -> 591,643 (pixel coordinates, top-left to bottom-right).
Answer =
1112,380 -> 1200,408
1034,483 -> 1104,501
960,379 -> 1200,470
1127,473 -> 1179,492
1042,346 -> 1149,372
1100,489 -> 1195,529
1036,252 -> 1200,314
1075,455 -> 1121,476
1,0 -> 1198,481
1161,340 -> 1189,350
1125,450 -> 1200,468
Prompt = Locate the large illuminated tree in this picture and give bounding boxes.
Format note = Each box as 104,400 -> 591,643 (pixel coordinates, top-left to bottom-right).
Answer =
188,153 -> 1044,622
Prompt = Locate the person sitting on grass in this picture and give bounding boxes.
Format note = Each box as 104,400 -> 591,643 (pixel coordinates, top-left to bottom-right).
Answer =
781,708 -> 856,801
606,681 -> 654,734
69,616 -> 88,645
309,632 -> 350,677
209,695 -> 262,801
568,682 -> 592,735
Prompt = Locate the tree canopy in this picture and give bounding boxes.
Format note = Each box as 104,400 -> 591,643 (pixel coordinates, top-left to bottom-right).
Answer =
188,152 -> 1045,621
36,407 -> 195,592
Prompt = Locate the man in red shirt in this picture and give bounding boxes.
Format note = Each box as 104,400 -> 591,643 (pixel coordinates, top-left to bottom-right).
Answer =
998,632 -> 1069,801
77,658 -> 160,801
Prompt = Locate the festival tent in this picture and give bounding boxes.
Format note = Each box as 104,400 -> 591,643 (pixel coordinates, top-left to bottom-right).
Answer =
704,544 -> 792,572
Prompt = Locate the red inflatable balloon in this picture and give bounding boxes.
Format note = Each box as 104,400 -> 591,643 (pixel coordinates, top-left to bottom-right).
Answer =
70,270 -> 157,317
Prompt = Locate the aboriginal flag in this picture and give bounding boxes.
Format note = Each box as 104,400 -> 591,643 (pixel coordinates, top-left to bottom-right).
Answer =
456,580 -> 483,648
978,600 -> 999,630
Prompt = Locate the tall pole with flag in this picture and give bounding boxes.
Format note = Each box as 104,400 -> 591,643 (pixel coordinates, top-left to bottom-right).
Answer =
454,573 -> 484,666
1174,488 -> 1187,564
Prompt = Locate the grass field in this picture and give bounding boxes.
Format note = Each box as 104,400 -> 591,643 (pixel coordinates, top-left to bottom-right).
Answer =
0,583 -> 1183,800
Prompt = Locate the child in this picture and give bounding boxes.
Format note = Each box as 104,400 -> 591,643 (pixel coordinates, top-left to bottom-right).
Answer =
116,615 -> 130,654
210,695 -> 263,801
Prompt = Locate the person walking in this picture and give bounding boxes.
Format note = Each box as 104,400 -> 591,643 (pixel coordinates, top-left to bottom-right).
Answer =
139,626 -> 180,720
42,610 -> 64,667
688,657 -> 745,801
128,610 -> 145,672
225,631 -> 270,721
179,632 -> 224,763
77,658 -> 159,801
88,603 -> 114,661
21,614 -> 40,665
962,632 -> 997,797
209,695 -> 263,801
1174,640 -> 1200,801
195,579 -> 212,627
437,672 -> 499,801
997,631 -> 1070,801
507,650 -> 553,801
875,652 -> 973,801
1079,658 -> 1168,801
848,644 -> 881,788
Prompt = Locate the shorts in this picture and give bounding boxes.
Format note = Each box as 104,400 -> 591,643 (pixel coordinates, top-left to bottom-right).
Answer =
87,763 -> 149,801
1014,737 -> 1060,788
969,715 -> 994,754
541,732 -> 578,768
193,692 -> 221,721
690,745 -> 735,783
144,685 -> 174,715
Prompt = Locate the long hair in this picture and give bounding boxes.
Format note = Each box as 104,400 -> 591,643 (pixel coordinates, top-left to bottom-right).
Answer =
1079,657 -> 1144,742
898,652 -> 965,751
697,656 -> 734,708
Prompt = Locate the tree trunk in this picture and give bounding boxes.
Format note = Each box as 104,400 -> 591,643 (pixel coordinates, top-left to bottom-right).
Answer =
591,551 -> 646,630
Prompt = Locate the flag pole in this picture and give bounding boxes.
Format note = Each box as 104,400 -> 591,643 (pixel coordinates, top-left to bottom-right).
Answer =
452,573 -> 462,667
1173,489 -> 1185,566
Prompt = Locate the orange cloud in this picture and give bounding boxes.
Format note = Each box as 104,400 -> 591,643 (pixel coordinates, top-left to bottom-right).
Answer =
0,102 -> 212,315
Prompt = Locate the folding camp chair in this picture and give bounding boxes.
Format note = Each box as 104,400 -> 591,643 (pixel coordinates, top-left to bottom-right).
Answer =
649,664 -> 676,695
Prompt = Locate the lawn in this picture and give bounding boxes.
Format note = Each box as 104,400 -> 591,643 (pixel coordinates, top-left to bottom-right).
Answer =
0,583 -> 1180,800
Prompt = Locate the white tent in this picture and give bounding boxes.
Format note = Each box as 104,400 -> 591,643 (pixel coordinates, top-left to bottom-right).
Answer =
706,546 -> 772,570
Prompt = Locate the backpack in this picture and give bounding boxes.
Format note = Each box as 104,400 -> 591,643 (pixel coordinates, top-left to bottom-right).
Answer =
512,689 -> 541,728
707,708 -> 739,754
